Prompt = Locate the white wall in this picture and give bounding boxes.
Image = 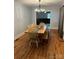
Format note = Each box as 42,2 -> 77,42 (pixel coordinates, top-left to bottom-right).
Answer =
50,7 -> 59,29
31,6 -> 60,29
14,1 -> 32,38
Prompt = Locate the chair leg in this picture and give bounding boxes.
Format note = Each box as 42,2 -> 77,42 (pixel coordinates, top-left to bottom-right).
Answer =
36,41 -> 38,48
29,41 -> 32,47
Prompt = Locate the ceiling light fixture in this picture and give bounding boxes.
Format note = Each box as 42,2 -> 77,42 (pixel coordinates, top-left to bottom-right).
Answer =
35,0 -> 46,12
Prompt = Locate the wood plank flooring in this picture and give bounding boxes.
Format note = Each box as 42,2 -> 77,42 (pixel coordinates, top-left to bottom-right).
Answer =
14,30 -> 64,59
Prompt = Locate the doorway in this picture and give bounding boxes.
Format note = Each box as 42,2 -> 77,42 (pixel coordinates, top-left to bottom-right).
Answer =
36,11 -> 51,29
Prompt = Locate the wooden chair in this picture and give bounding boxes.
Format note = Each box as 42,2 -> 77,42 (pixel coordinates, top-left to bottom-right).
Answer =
41,30 -> 49,44
43,30 -> 49,39
28,33 -> 39,48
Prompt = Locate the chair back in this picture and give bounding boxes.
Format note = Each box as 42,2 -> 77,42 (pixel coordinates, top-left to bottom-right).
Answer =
28,33 -> 38,40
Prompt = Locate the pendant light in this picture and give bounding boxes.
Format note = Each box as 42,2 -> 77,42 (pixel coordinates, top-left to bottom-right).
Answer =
35,0 -> 46,12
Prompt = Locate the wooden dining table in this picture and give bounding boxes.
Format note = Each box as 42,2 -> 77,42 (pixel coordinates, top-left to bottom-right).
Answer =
25,24 -> 46,34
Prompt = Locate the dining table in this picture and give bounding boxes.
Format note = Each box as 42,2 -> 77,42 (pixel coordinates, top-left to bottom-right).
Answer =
25,24 -> 46,34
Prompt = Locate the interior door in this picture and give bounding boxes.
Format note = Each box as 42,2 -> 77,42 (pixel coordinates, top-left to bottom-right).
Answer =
58,6 -> 64,38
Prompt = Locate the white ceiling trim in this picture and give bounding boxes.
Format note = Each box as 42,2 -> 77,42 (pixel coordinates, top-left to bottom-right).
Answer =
17,0 -> 64,7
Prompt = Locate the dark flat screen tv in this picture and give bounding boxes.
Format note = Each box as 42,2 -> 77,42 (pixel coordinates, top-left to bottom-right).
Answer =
36,18 -> 50,25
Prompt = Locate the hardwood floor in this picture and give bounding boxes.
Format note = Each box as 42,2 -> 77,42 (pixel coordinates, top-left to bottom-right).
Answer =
14,30 -> 64,59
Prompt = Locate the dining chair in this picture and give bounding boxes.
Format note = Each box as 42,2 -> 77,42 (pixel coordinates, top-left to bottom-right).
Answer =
28,33 -> 39,48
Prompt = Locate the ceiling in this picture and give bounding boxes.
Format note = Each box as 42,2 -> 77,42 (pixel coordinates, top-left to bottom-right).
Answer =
17,0 -> 64,7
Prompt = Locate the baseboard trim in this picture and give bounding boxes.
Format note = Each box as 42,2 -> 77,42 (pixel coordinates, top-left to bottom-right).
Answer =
14,32 -> 25,40
50,29 -> 58,31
